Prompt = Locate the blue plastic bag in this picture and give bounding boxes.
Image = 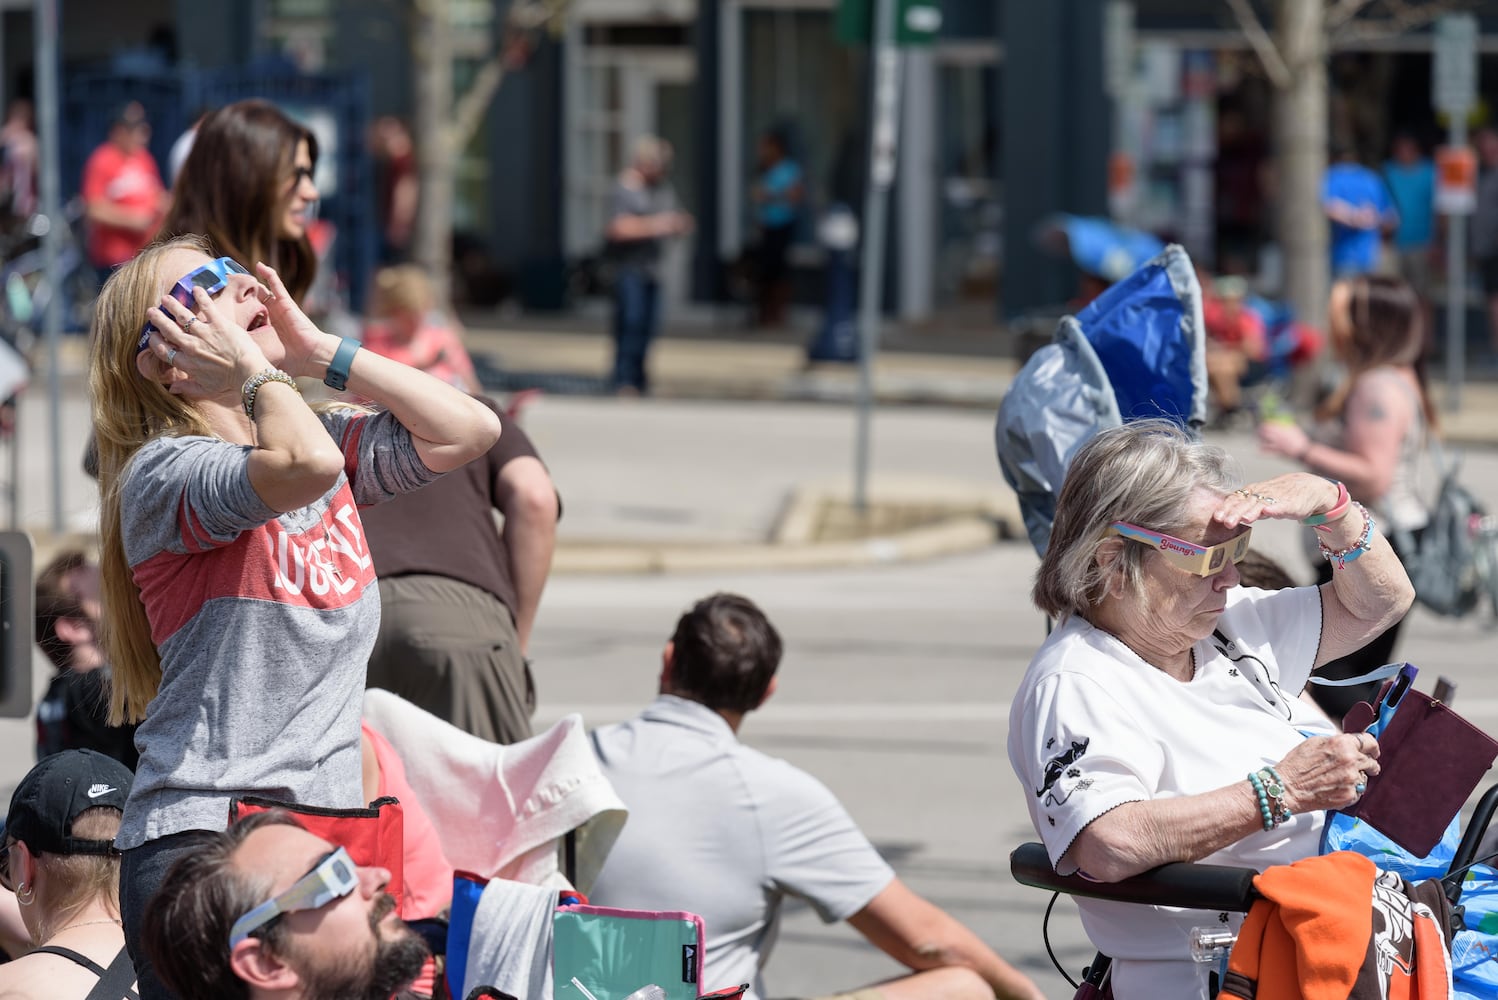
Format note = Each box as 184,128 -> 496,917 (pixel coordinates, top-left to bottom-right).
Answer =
1452,866 -> 1498,996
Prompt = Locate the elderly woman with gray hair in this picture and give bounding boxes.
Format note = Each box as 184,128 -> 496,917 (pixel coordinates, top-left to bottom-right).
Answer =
1007,419 -> 1415,1000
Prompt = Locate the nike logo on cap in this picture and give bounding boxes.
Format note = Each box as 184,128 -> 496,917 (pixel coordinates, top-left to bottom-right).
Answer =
87,784 -> 117,798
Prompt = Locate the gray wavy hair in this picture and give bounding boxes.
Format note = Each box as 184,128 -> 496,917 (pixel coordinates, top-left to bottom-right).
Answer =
1033,419 -> 1236,619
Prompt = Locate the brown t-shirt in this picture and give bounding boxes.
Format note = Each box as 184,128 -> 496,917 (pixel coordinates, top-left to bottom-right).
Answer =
358,396 -> 557,621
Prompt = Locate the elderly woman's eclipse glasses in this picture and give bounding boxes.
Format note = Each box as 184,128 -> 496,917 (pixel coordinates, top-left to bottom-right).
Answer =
1108,522 -> 1252,577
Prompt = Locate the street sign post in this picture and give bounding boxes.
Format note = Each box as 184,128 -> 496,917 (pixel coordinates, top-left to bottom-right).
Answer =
836,0 -> 942,46
840,0 -> 939,511
35,0 -> 64,532
851,0 -> 902,513
1435,13 -> 1477,412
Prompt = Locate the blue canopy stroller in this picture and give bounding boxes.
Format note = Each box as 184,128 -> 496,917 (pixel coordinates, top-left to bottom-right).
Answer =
995,243 -> 1210,557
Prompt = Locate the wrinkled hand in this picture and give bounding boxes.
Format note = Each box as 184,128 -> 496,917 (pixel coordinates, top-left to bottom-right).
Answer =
1275,731 -> 1381,814
1257,420 -> 1310,461
256,262 -> 327,379
142,286 -> 271,397
1213,472 -> 1343,528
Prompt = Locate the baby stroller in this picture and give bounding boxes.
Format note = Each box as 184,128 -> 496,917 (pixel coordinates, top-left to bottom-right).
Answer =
995,242 -> 1209,557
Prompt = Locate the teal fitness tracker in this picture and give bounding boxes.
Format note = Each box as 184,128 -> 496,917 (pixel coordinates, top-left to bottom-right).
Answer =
324,337 -> 360,391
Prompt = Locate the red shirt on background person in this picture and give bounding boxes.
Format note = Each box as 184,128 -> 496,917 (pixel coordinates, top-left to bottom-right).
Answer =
82,101 -> 168,270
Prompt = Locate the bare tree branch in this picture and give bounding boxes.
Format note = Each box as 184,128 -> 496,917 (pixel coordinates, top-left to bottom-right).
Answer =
1325,0 -> 1377,32
450,0 -> 569,152
1330,0 -> 1478,46
1223,0 -> 1292,89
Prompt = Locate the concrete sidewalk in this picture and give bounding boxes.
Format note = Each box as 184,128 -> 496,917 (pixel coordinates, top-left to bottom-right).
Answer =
463,320 -> 1498,447
464,323 -> 1017,410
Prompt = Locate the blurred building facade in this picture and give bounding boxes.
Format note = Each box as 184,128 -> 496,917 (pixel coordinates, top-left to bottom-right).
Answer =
7,0 -> 1498,326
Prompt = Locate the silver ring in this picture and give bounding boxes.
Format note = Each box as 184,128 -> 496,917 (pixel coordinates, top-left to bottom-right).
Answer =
1354,781 -> 1367,795
183,316 -> 198,332
166,347 -> 177,366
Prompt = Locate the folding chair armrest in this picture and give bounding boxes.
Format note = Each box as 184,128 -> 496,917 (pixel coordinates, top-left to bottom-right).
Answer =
1010,842 -> 1259,913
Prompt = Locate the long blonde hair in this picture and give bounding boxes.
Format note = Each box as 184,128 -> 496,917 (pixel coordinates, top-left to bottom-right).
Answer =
90,236 -> 217,724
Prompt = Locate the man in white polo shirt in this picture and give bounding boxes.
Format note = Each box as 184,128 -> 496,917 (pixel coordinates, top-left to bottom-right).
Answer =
587,593 -> 1043,1000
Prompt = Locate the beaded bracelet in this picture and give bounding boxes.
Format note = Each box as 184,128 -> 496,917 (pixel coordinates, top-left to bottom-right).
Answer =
1247,771 -> 1275,831
241,369 -> 301,420
1302,480 -> 1352,529
1317,502 -> 1375,569
1261,767 -> 1292,826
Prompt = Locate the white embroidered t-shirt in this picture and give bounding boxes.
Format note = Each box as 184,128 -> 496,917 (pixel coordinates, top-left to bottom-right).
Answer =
1008,584 -> 1333,1000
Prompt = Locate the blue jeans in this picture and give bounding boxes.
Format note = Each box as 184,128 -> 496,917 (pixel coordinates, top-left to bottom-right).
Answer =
611,268 -> 660,393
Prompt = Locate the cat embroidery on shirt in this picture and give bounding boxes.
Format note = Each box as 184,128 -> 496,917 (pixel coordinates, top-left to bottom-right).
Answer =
1036,737 -> 1090,806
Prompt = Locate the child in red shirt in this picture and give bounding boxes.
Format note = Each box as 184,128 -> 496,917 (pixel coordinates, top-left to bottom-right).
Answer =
362,265 -> 481,393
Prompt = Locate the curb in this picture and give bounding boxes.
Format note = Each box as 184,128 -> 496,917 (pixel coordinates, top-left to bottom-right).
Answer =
552,480 -> 1026,575
552,514 -> 1003,575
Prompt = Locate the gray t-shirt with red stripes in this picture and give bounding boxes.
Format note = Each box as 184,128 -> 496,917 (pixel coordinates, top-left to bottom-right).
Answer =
115,407 -> 440,850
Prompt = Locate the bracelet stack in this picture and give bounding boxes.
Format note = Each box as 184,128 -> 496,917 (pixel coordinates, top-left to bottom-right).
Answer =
241,369 -> 301,420
1317,502 -> 1375,569
1247,767 -> 1292,832
1301,480 -> 1351,530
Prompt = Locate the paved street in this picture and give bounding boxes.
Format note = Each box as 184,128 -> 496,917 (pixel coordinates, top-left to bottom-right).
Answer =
6,387 -> 1498,998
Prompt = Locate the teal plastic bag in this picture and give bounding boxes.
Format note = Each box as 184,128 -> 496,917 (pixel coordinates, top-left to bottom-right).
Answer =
553,904 -> 705,1000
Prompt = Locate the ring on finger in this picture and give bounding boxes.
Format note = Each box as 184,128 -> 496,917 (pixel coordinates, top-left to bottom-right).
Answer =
183,315 -> 198,333
166,347 -> 177,366
1354,774 -> 1367,795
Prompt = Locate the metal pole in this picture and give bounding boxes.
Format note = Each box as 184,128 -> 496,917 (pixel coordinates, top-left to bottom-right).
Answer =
35,0 -> 64,533
1446,115 -> 1468,413
853,0 -> 900,513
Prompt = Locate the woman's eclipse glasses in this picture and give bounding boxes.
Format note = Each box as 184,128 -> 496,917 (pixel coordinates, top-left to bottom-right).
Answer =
137,257 -> 250,352
1108,522 -> 1253,577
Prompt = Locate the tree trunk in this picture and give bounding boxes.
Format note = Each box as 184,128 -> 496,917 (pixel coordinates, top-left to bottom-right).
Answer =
412,0 -> 454,304
1274,0 -> 1329,334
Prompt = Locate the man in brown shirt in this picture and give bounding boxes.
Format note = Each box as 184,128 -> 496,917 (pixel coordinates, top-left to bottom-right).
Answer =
361,397 -> 560,742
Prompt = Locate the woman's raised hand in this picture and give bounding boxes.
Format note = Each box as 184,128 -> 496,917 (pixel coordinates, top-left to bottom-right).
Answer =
1257,419 -> 1311,462
256,261 -> 329,379
1274,730 -> 1381,814
143,285 -> 271,397
1213,473 -> 1344,529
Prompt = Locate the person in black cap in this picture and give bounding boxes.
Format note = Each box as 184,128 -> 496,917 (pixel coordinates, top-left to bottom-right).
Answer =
0,748 -> 136,999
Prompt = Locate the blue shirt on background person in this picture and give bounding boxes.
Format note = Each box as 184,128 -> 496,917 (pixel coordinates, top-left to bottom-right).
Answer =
756,158 -> 802,230
1384,156 -> 1435,250
1323,160 -> 1398,276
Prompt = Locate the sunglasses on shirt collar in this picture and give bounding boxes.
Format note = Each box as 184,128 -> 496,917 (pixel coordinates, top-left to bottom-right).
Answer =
228,845 -> 360,949
136,256 -> 251,353
1107,522 -> 1253,577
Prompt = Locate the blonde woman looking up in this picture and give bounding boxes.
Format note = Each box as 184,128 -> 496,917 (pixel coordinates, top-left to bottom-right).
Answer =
89,235 -> 500,999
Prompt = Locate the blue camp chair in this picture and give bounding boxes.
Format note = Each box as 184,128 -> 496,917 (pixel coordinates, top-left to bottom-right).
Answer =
995,243 -> 1209,556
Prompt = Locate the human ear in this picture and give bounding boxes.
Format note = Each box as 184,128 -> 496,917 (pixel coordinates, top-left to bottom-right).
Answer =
229,939 -> 299,992
135,348 -> 172,385
1094,538 -> 1129,598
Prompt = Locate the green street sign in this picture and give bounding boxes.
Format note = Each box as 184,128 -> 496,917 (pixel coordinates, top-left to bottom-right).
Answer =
836,0 -> 943,46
